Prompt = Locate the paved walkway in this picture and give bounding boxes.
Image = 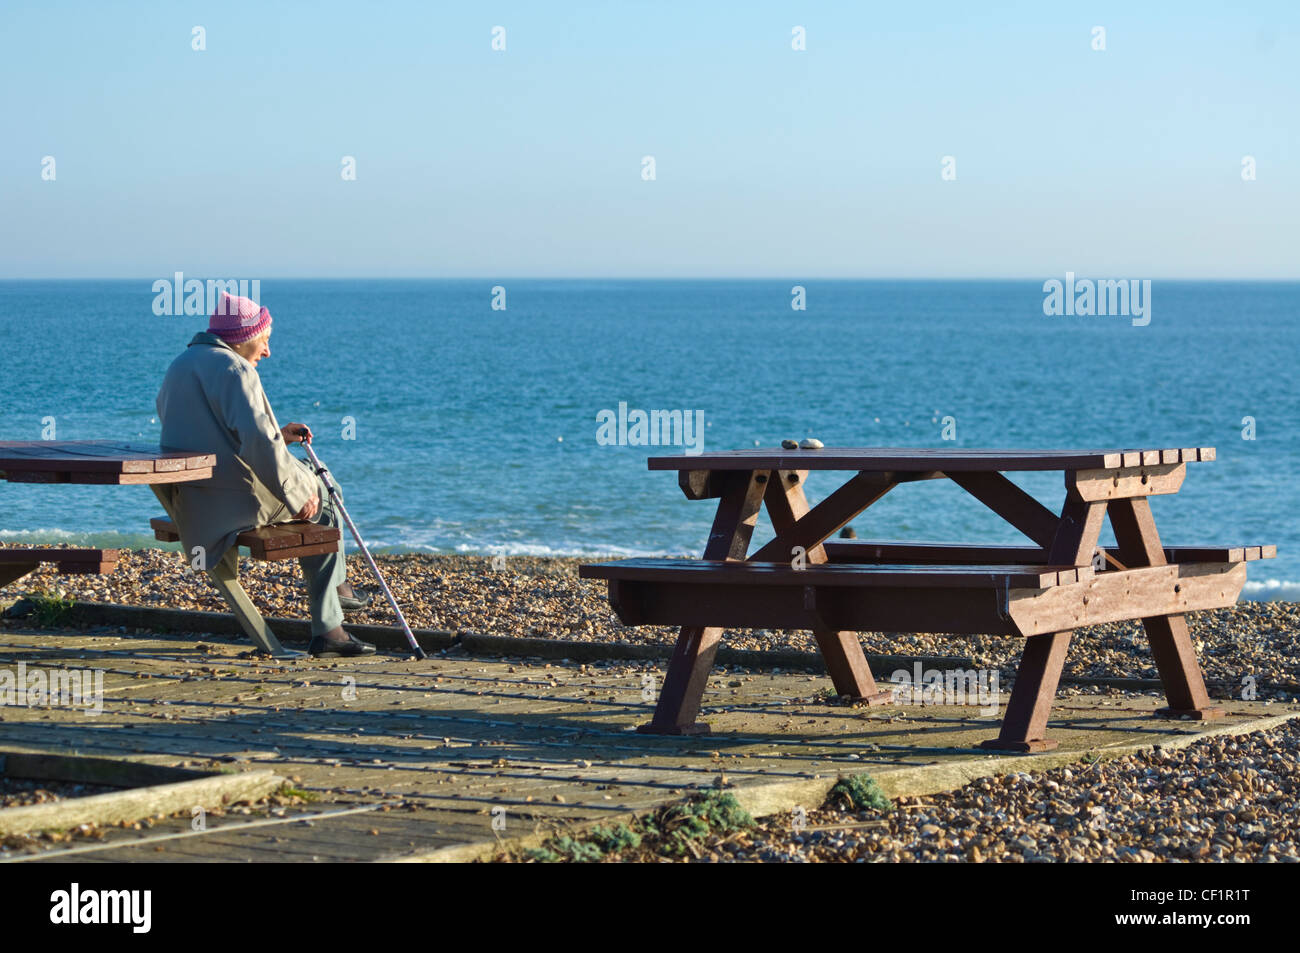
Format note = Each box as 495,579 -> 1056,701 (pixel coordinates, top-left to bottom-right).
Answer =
1,625 -> 1292,862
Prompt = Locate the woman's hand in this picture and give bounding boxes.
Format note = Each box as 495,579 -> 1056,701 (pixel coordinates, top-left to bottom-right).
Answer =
282,423 -> 313,444
295,495 -> 320,521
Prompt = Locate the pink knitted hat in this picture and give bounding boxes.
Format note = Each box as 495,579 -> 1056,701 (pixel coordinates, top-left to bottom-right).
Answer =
208,292 -> 272,344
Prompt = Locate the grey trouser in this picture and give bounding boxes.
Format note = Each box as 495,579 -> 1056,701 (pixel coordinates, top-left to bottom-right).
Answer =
298,463 -> 346,637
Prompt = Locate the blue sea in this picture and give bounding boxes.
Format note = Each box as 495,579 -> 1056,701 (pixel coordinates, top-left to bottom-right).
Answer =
0,279 -> 1295,600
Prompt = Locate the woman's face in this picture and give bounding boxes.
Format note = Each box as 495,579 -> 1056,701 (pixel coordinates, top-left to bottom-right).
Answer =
233,329 -> 271,367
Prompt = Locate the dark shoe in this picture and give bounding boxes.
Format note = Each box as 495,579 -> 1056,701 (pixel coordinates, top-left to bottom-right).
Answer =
337,582 -> 373,612
307,627 -> 376,658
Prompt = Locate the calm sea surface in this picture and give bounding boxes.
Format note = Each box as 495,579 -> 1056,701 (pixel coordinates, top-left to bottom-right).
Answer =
0,279 -> 1295,599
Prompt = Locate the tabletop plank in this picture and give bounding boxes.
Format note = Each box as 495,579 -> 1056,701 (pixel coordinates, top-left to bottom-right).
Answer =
649,447 -> 1215,472
0,441 -> 215,479
580,557 -> 1090,589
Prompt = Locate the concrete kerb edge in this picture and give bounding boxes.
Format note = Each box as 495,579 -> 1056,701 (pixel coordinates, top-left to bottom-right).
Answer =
0,769 -> 284,837
394,708 -> 1300,863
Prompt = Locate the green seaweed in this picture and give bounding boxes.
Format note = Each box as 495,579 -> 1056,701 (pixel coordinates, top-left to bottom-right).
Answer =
588,822 -> 642,853
524,835 -> 603,863
25,590 -> 77,628
274,784 -> 319,802
829,773 -> 892,812
812,686 -> 852,706
516,798 -> 748,863
522,823 -> 642,863
656,791 -> 754,856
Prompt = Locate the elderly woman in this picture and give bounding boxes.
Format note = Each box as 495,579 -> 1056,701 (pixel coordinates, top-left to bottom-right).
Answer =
155,291 -> 375,657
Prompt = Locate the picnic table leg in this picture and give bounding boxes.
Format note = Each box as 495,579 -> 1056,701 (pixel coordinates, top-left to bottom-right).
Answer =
982,630 -> 1073,752
981,496 -> 1107,752
764,469 -> 893,703
1108,497 -> 1224,721
638,470 -> 768,735
812,627 -> 895,704
640,625 -> 725,735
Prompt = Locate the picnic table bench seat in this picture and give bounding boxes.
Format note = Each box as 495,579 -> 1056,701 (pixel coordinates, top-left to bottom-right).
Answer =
149,517 -> 340,561
581,555 -> 1250,638
0,547 -> 121,579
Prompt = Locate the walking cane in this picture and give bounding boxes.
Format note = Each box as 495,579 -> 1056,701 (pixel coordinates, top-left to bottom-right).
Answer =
295,429 -> 427,660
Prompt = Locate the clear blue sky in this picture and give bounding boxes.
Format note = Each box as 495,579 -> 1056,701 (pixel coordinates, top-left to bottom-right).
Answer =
1,1 -> 1295,278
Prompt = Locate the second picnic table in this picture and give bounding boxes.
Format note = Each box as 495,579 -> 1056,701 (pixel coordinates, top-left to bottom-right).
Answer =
580,446 -> 1274,752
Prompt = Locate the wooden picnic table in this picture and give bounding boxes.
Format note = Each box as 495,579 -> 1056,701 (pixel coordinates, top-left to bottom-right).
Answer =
0,440 -> 332,659
580,446 -> 1275,752
0,441 -> 215,584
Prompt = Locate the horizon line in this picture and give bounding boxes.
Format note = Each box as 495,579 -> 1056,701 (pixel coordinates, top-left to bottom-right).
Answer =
2,275 -> 1299,283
